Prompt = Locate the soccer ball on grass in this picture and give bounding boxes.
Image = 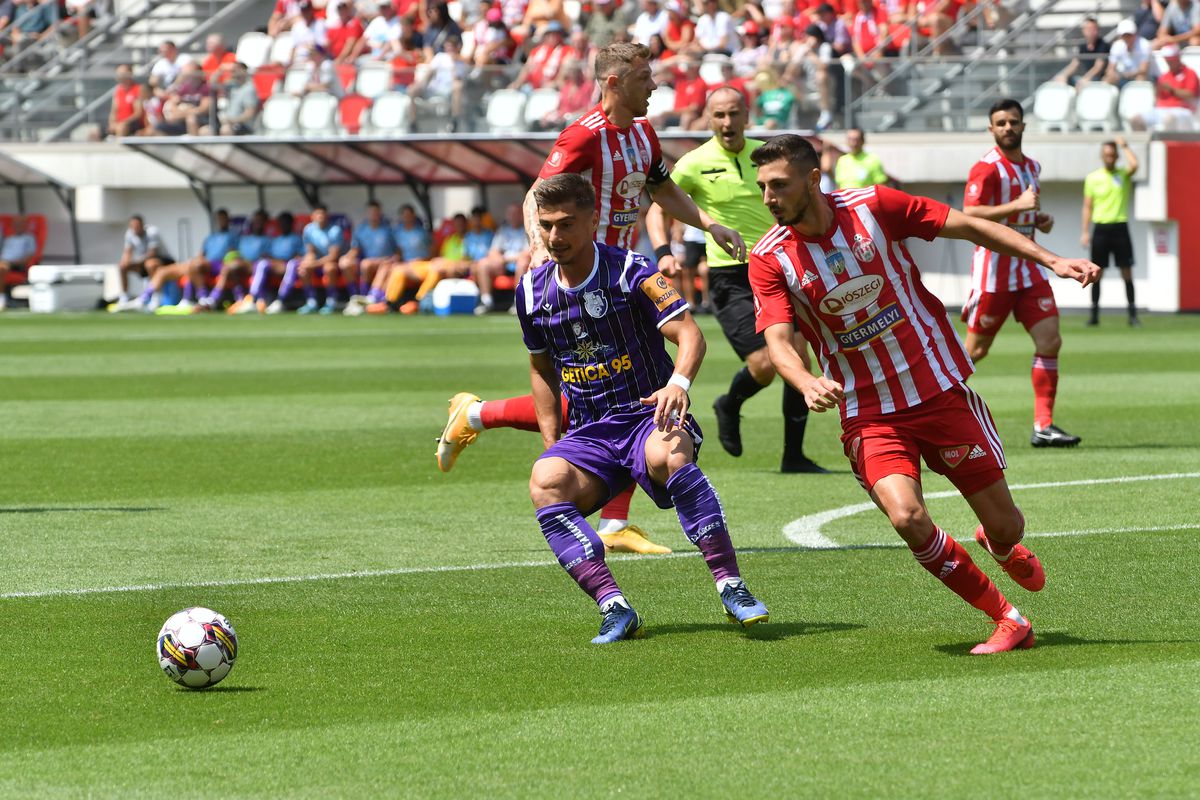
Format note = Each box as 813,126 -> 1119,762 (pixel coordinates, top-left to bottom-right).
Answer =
157,607 -> 238,689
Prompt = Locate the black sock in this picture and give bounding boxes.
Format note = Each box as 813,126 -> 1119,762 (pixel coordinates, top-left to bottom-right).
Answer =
726,366 -> 768,412
1091,280 -> 1101,312
782,383 -> 809,462
1124,277 -> 1136,313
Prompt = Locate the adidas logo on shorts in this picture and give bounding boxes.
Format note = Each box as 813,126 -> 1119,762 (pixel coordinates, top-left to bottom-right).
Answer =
968,444 -> 988,460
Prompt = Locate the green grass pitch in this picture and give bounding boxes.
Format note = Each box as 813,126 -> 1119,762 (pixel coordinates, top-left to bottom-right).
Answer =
1,311 -> 1198,797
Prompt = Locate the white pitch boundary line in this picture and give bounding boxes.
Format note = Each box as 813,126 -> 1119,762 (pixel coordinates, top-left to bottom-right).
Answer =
783,472 -> 1200,549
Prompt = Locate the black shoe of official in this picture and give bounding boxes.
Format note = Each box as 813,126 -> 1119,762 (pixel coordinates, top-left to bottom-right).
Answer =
1086,313 -> 1099,327
1030,424 -> 1081,448
1128,314 -> 1142,328
780,456 -> 830,474
712,395 -> 743,457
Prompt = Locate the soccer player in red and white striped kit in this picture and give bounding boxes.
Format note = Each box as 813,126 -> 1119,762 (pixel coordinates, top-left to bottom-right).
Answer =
437,42 -> 745,555
748,135 -> 1100,654
962,98 -> 1081,448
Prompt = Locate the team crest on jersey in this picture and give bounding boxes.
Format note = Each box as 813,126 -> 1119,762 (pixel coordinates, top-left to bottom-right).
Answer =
583,289 -> 609,318
940,445 -> 970,468
851,234 -> 877,263
1038,296 -> 1054,312
824,250 -> 847,275
967,182 -> 980,197
548,149 -> 563,168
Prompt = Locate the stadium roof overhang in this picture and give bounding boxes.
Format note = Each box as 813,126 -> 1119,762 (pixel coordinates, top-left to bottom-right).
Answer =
118,132 -> 751,219
0,150 -> 80,263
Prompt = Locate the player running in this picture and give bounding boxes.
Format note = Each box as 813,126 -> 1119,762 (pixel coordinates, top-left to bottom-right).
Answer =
646,87 -> 826,473
962,99 -> 1081,448
747,135 -> 1099,654
438,42 -> 746,555
521,173 -> 768,644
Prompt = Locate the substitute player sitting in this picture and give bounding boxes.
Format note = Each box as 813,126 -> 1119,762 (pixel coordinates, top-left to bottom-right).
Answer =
521,173 -> 768,644
747,135 -> 1099,654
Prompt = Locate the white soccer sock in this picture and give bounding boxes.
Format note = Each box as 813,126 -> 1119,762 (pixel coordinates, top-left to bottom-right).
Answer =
596,518 -> 627,534
1006,606 -> 1026,625
465,401 -> 484,432
600,595 -> 629,612
716,577 -> 744,593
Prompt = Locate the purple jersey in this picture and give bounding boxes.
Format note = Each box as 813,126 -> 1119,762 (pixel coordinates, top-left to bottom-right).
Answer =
517,242 -> 689,429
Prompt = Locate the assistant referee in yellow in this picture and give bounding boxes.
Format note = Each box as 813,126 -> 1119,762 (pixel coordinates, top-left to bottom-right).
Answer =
1082,136 -> 1139,327
646,87 -> 826,473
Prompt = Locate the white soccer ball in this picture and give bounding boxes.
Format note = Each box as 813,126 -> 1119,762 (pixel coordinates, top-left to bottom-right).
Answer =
156,607 -> 238,689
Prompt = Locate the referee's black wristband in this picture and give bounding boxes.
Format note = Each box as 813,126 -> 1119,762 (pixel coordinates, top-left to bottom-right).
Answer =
654,244 -> 673,261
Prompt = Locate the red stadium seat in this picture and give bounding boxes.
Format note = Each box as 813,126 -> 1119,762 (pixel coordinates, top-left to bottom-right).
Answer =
336,63 -> 358,92
338,94 -> 372,135
253,65 -> 285,102
1,214 -> 48,285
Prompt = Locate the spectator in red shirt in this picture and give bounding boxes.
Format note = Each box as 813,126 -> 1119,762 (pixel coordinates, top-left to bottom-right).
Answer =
107,63 -> 144,137
662,0 -> 694,55
508,19 -> 568,89
541,58 -> 595,128
201,34 -> 237,83
268,0 -> 305,35
568,26 -> 597,77
467,7 -> 517,76
649,56 -> 707,129
328,2 -> 364,62
1132,44 -> 1200,130
851,0 -> 897,85
911,0 -> 960,55
706,56 -> 754,106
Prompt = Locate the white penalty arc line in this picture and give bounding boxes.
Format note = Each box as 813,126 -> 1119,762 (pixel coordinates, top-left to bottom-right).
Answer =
783,471 -> 1200,549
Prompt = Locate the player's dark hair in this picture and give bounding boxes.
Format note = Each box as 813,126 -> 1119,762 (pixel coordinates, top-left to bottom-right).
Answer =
312,203 -> 327,213
534,172 -> 596,212
277,211 -> 295,233
130,214 -> 144,224
988,98 -> 1024,122
366,200 -> 381,209
215,207 -> 229,218
1101,140 -> 1117,149
594,42 -> 652,81
751,134 -> 821,174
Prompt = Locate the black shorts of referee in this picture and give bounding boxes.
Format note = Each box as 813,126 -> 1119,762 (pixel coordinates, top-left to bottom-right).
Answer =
1091,222 -> 1134,268
707,263 -> 765,360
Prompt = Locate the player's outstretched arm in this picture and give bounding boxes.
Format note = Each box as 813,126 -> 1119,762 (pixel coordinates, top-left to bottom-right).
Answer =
962,185 -> 1040,222
641,313 -> 705,431
649,178 -> 746,262
940,208 -> 1101,287
763,323 -> 844,412
523,179 -> 549,268
644,202 -> 680,277
529,351 -> 563,450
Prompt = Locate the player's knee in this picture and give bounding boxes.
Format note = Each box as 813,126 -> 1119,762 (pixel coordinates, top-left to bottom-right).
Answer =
983,509 -> 1024,544
887,503 -> 932,538
529,464 -> 571,507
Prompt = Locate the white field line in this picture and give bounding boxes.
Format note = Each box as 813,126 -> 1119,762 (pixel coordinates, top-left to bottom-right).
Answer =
4,473 -> 1197,601
783,472 -> 1200,548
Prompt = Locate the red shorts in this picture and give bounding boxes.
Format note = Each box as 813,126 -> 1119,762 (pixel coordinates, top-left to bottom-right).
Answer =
962,280 -> 1058,336
841,383 -> 1007,497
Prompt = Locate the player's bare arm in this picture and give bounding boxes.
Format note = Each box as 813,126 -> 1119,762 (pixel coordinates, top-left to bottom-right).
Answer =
649,178 -> 746,262
1081,193 -> 1094,248
962,185 -> 1040,221
762,323 -> 844,412
940,208 -> 1100,287
644,203 -> 680,277
523,179 -> 548,266
641,312 -> 705,431
528,350 -> 563,449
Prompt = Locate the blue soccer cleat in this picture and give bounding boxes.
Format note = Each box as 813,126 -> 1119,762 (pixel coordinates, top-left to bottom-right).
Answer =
297,298 -> 320,315
591,603 -> 644,644
721,581 -> 769,627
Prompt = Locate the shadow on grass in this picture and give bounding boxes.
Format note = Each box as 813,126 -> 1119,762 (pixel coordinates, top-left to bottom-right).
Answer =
934,630 -> 1199,656
177,685 -> 266,693
647,621 -> 864,642
0,506 -> 165,514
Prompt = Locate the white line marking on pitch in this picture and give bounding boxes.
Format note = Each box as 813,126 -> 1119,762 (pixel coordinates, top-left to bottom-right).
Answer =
783,472 -> 1200,549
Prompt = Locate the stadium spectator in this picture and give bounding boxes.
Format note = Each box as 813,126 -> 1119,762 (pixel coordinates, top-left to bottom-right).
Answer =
196,209 -> 272,312
650,56 -> 707,128
410,34 -> 466,130
328,1 -> 365,62
201,34 -> 237,83
813,3 -> 852,55
341,200 -> 399,314
585,0 -> 628,48
662,0 -> 694,55
1107,19 -> 1156,85
110,214 -> 171,312
834,127 -> 892,188
1131,44 -> 1198,130
138,82 -> 163,134
0,216 -> 36,311
64,0 -> 99,39
632,0 -> 668,45
154,62 -> 212,136
752,68 -> 795,128
541,58 -> 594,128
149,40 -> 192,91
1155,0 -> 1200,47
200,62 -> 260,135
515,0 -> 570,41
1136,0 -> 1162,41
292,0 -> 331,63
763,18 -> 807,92
707,56 -> 753,105
422,2 -> 463,59
800,23 -> 835,130
732,22 -> 767,77
1054,17 -> 1109,86
9,0 -> 58,52
509,20 -> 568,89
355,1 -> 403,60
851,0 -> 899,87
466,7 -> 517,74
393,203 -> 432,259
567,25 -> 596,73
297,204 -> 347,314
1082,137 -> 1140,327
144,208 -> 238,312
249,212 -> 307,314
910,0 -> 961,56
107,64 -> 144,138
296,44 -> 344,96
268,0 -> 307,36
695,0 -> 735,54
0,0 -> 14,43
473,202 -> 529,314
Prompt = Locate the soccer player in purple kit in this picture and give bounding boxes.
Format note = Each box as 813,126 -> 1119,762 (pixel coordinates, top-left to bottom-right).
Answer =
518,173 -> 768,644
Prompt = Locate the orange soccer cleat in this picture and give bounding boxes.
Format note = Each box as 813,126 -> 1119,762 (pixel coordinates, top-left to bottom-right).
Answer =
399,300 -> 419,315
970,615 -> 1035,655
366,302 -> 392,315
976,527 -> 1046,592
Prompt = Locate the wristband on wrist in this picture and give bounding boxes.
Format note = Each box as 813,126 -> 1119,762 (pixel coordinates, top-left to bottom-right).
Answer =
667,373 -> 691,392
654,244 -> 672,261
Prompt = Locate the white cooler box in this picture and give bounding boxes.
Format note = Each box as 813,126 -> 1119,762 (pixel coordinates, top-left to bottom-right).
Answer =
431,278 -> 479,316
27,265 -> 107,313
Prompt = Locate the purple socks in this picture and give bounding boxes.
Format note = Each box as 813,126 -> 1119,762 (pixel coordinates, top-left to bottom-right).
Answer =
277,258 -> 300,301
666,463 -> 740,585
536,502 -> 622,607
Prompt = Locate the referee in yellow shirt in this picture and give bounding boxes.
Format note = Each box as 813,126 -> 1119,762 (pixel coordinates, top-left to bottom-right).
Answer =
646,87 -> 826,473
1082,137 -> 1139,326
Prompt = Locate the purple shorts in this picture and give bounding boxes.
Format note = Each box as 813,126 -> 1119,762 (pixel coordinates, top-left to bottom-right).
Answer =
209,258 -> 224,277
539,407 -> 704,514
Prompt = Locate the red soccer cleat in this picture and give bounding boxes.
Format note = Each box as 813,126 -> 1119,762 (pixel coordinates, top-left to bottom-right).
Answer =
976,527 -> 1046,592
970,616 -> 1035,655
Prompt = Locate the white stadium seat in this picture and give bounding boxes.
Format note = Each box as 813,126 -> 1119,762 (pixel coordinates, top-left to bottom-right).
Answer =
235,32 -> 273,72
269,31 -> 294,65
355,62 -> 394,99
646,85 -> 675,121
297,92 -> 340,137
1032,81 -> 1075,132
524,88 -> 560,129
699,56 -> 727,85
362,91 -> 413,134
1075,82 -> 1120,132
260,94 -> 301,136
486,89 -> 528,133
282,66 -> 310,96
1118,80 -> 1156,130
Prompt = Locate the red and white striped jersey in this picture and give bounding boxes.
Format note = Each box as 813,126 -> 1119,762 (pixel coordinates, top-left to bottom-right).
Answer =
538,104 -> 671,250
963,147 -> 1049,293
748,186 -> 975,421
